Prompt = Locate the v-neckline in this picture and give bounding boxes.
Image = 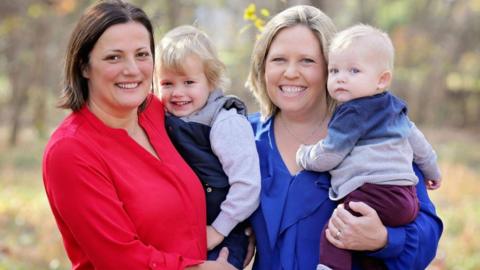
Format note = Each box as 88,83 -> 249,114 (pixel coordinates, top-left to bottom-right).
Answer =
270,116 -> 305,178
81,105 -> 162,163
134,115 -> 161,161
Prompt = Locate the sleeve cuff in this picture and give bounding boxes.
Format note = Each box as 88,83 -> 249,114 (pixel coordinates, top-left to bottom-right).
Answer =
422,165 -> 442,181
368,226 -> 406,259
149,248 -> 204,269
211,211 -> 240,237
417,154 -> 441,180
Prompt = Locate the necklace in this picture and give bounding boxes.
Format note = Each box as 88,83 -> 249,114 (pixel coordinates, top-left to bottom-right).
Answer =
278,113 -> 327,145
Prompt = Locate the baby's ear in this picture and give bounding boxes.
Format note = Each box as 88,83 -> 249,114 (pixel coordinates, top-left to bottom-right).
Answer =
377,70 -> 392,90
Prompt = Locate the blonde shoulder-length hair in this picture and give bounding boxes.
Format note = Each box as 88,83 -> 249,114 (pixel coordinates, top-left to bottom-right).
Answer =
245,5 -> 337,119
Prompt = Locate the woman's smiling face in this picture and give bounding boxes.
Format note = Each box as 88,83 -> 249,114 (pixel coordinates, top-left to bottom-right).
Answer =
264,24 -> 327,115
82,21 -> 153,117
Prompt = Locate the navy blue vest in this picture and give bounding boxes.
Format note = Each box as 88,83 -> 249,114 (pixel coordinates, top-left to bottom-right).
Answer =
165,92 -> 247,225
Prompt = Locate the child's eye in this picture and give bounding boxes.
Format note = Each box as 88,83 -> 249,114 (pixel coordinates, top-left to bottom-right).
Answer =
160,81 -> 173,88
329,68 -> 338,74
184,80 -> 195,85
349,68 -> 360,74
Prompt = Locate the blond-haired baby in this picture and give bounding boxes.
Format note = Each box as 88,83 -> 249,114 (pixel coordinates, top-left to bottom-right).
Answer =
157,25 -> 260,269
296,24 -> 441,270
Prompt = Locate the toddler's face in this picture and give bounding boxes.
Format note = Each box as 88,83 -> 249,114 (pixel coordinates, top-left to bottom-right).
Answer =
159,55 -> 211,117
327,46 -> 386,103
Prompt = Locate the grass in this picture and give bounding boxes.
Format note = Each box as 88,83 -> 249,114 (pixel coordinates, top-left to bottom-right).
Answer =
424,127 -> 480,270
428,162 -> 480,270
0,130 -> 69,270
0,126 -> 478,270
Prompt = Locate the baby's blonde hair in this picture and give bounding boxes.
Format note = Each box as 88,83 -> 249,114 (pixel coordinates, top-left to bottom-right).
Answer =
330,24 -> 395,72
156,25 -> 228,90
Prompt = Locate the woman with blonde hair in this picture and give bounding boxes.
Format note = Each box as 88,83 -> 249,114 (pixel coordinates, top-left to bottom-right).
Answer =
246,5 -> 442,270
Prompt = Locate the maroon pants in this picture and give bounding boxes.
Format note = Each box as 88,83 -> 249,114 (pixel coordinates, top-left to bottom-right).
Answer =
320,183 -> 419,270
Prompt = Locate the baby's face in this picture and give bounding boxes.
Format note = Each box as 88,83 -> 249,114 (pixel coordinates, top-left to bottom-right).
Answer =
159,55 -> 211,117
327,46 -> 386,103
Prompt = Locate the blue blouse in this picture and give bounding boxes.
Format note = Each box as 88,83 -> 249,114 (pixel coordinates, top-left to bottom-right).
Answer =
249,113 -> 443,270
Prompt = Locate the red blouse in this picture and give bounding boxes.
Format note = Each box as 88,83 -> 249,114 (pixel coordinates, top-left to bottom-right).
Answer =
42,95 -> 207,269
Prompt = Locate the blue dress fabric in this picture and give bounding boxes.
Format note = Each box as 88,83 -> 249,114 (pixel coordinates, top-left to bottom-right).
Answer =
248,113 -> 443,270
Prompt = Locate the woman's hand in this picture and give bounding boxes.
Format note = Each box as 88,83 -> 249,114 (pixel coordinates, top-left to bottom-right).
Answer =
186,247 -> 236,270
207,226 -> 225,250
243,227 -> 256,268
325,202 -> 388,251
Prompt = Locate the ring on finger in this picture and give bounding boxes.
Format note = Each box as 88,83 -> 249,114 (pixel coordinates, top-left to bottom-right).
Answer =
335,230 -> 341,240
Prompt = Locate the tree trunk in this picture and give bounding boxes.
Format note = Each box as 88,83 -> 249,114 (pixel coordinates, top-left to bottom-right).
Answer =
6,30 -> 29,146
31,17 -> 50,139
8,75 -> 29,146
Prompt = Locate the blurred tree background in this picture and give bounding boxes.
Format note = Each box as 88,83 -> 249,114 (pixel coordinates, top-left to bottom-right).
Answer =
0,0 -> 478,269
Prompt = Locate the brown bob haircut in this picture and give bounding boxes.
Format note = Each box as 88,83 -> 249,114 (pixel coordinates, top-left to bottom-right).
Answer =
59,0 -> 155,111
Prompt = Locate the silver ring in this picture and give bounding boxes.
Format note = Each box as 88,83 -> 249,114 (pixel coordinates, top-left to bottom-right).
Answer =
335,230 -> 341,240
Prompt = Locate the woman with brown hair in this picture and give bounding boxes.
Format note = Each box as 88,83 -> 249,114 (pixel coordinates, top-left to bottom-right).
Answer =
42,1 -> 235,269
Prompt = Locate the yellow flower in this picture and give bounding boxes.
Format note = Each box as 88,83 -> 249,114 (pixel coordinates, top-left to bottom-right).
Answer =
244,3 -> 256,21
247,3 -> 256,13
254,18 -> 265,31
260,8 -> 270,17
241,4 -> 270,35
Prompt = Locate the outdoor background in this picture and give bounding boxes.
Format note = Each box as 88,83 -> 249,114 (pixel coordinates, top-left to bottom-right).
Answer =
0,0 -> 479,269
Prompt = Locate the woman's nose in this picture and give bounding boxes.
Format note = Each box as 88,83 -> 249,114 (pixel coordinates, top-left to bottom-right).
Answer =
284,63 -> 299,78
122,58 -> 140,75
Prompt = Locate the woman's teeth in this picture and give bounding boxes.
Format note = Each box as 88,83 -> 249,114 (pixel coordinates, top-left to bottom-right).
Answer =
117,82 -> 139,89
280,86 -> 305,93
